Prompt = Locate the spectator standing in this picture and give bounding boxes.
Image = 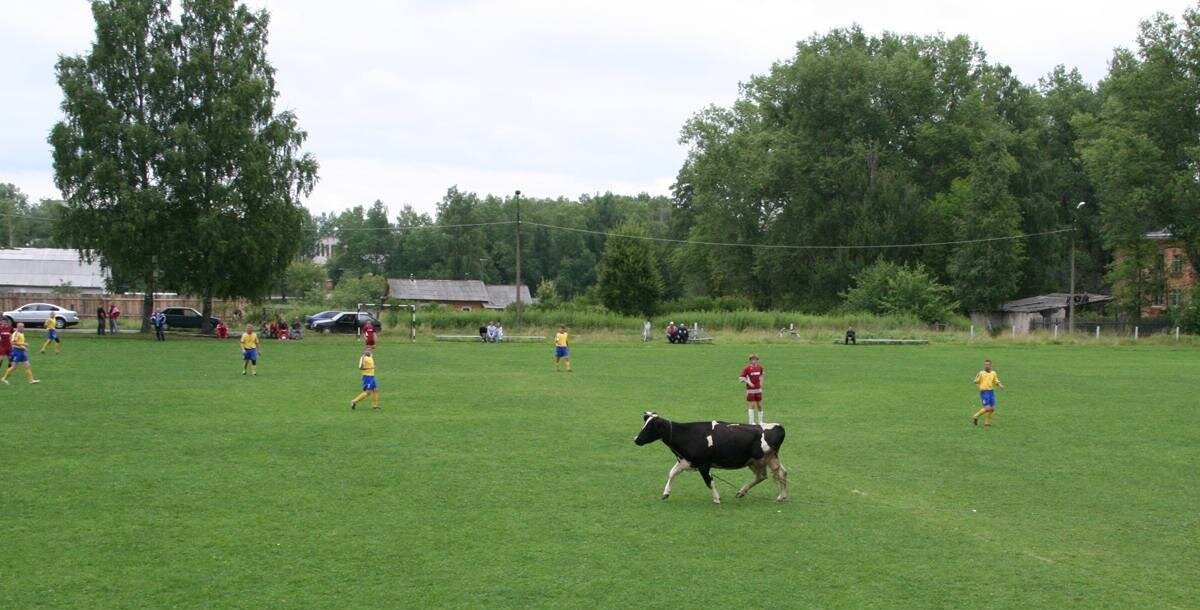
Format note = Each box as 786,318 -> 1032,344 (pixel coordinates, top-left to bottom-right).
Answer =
643,320 -> 652,342
107,303 -> 120,334
150,310 -> 167,341
96,305 -> 107,335
495,324 -> 504,343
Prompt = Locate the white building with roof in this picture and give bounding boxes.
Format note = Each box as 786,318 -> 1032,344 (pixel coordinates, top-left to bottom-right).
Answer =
0,248 -> 110,294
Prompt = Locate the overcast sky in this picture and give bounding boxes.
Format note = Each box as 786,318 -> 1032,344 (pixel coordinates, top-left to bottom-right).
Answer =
2,0 -> 1196,218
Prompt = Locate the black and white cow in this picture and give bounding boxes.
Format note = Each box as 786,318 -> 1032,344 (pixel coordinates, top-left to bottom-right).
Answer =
633,411 -> 788,504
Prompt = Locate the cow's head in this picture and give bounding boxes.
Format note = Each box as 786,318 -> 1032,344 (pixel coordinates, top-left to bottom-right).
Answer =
634,411 -> 662,445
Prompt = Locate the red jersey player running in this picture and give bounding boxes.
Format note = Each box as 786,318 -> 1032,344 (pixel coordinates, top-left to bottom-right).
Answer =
739,353 -> 765,425
0,320 -> 13,370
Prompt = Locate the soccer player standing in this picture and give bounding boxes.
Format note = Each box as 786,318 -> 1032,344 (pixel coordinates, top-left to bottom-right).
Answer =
240,323 -> 260,376
554,325 -> 572,372
350,345 -> 379,410
739,354 -> 765,425
971,359 -> 1005,427
2,323 -> 39,385
39,313 -> 61,354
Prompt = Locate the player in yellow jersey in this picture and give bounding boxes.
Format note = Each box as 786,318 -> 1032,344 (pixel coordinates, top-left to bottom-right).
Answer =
39,314 -> 61,354
971,359 -> 1004,427
2,323 -> 40,385
554,324 -> 571,372
240,323 -> 260,376
350,345 -> 379,410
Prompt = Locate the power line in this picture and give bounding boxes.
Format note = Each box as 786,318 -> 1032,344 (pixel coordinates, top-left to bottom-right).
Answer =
2,208 -> 1071,251
521,221 -> 1073,250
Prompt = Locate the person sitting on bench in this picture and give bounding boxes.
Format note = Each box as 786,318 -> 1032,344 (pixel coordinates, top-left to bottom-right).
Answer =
845,325 -> 856,345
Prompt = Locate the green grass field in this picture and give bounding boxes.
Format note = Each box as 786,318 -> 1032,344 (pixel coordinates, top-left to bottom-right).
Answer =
2,331 -> 1196,609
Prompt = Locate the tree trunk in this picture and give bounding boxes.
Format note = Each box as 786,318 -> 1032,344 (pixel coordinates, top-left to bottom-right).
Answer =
141,289 -> 154,333
201,290 -> 214,335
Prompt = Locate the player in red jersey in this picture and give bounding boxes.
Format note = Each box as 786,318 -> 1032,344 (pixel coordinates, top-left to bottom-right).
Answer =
738,353 -> 765,425
0,320 -> 12,370
363,320 -> 377,348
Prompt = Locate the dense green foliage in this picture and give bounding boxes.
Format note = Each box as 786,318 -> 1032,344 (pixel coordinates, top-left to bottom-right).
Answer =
844,260 -> 958,323
1,336 -> 1195,608
50,0 -> 316,331
596,221 -> 664,316
0,184 -> 64,248
1075,7 -> 1200,317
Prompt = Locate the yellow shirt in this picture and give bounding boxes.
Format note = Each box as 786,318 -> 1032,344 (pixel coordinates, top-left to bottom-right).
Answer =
359,354 -> 375,377
12,330 -> 27,350
240,332 -> 260,350
45,316 -> 55,329
555,332 -> 569,347
974,370 -> 1000,390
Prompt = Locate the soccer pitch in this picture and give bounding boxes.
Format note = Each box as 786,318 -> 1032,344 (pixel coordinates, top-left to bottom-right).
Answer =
2,333 -> 1196,609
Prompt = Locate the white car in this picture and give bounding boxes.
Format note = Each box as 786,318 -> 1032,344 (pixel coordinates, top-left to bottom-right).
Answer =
2,303 -> 81,329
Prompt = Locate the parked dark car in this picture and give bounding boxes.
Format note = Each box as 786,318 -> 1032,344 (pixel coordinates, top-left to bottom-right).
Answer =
310,311 -> 381,334
161,306 -> 221,330
304,310 -> 339,326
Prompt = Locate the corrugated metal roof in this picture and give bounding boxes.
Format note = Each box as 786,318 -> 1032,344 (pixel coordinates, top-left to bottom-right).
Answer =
1001,292 -> 1112,313
483,284 -> 536,309
387,279 -> 491,302
0,248 -> 109,290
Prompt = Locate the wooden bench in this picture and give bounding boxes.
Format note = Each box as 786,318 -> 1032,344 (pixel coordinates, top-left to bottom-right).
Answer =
834,338 -> 928,345
434,334 -> 546,342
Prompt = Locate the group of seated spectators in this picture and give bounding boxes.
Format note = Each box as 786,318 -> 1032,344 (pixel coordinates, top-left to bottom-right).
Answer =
477,321 -> 504,343
263,319 -> 303,340
666,321 -> 691,344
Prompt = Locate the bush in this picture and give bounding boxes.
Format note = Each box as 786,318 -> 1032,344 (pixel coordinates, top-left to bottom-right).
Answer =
844,261 -> 959,324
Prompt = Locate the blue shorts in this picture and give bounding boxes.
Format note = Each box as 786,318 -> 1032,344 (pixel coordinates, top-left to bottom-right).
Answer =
361,375 -> 377,391
555,346 -> 569,358
243,348 -> 258,361
11,349 -> 28,364
979,390 -> 996,408
47,329 -> 58,341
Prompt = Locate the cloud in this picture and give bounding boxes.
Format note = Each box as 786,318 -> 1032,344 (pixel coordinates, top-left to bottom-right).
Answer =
4,0 -> 1197,220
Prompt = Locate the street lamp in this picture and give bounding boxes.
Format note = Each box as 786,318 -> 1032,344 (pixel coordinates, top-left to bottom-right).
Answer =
1068,201 -> 1086,333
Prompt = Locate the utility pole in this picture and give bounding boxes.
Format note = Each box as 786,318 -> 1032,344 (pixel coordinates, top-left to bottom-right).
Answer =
514,190 -> 522,329
1068,201 -> 1086,333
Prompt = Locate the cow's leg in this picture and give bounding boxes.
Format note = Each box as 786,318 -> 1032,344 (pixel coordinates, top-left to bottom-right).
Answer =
768,454 -> 789,501
699,467 -> 720,504
736,460 -> 768,498
662,459 -> 690,500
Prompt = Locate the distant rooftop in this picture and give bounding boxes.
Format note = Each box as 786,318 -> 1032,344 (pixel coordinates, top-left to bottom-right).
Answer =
1001,292 -> 1112,313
